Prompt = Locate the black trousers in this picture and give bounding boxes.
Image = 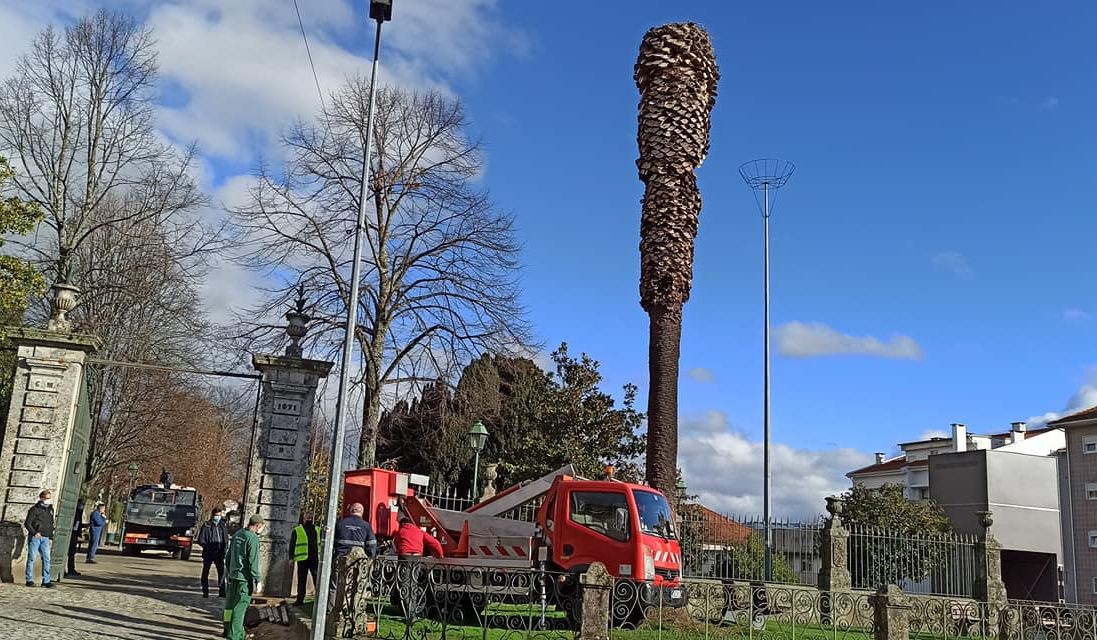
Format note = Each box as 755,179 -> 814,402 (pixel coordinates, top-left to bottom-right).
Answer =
66,534 -> 79,574
295,558 -> 318,603
201,553 -> 225,596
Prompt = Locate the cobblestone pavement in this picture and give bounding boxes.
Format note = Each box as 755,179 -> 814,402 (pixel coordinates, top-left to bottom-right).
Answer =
0,549 -> 224,640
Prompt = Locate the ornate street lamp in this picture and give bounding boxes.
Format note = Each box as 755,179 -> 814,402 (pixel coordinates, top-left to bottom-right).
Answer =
127,462 -> 138,490
468,421 -> 489,501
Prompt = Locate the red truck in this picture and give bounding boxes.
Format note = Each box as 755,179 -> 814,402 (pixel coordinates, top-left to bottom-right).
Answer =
343,465 -> 684,621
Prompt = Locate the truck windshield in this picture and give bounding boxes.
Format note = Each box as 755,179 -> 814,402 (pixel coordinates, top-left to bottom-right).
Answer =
131,489 -> 197,507
633,490 -> 675,539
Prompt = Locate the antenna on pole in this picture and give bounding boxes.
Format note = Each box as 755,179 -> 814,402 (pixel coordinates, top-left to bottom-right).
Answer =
738,158 -> 795,582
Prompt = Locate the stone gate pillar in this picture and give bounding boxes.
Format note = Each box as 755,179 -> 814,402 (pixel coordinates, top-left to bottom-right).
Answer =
244,293 -> 332,596
818,496 -> 852,592
974,511 -> 1007,618
0,326 -> 100,582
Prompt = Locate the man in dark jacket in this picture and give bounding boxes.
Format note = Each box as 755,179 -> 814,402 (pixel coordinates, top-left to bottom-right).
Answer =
24,489 -> 56,588
197,507 -> 228,598
65,500 -> 85,578
327,503 -> 376,610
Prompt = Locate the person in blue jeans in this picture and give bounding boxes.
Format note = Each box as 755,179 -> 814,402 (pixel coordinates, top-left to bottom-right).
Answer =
86,503 -> 107,564
24,489 -> 56,588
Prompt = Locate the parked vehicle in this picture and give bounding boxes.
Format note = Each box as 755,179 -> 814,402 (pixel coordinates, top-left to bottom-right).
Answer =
343,465 -> 683,622
121,482 -> 202,560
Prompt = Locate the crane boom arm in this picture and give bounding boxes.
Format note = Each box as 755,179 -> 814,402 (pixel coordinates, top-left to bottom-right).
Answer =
465,464 -> 578,517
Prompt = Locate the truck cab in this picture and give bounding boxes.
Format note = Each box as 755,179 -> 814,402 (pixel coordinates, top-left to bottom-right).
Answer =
539,478 -> 680,586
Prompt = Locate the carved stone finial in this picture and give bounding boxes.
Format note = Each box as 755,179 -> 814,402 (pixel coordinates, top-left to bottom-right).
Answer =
825,495 -> 844,519
977,510 -> 994,532
46,276 -> 80,333
284,284 -> 310,357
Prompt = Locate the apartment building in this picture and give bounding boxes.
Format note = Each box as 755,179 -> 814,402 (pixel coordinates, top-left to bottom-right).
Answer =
1051,406 -> 1097,604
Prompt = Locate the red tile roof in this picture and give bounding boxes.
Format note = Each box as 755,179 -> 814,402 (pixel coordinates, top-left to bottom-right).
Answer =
1049,406 -> 1097,426
847,456 -> 927,477
681,504 -> 752,545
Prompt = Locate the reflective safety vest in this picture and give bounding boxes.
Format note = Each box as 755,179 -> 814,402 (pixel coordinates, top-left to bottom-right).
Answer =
292,524 -> 321,562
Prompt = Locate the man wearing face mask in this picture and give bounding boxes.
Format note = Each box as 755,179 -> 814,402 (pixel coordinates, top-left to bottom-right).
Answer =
197,507 -> 228,598
24,489 -> 56,588
222,514 -> 263,640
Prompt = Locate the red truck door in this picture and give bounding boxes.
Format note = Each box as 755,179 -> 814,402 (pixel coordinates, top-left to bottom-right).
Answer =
552,487 -> 637,579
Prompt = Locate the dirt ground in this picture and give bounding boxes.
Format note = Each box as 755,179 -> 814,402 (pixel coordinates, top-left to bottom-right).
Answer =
0,548 -> 306,640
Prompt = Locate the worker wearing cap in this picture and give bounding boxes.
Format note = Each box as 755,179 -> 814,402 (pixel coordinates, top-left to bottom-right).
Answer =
393,516 -> 444,560
222,514 -> 263,640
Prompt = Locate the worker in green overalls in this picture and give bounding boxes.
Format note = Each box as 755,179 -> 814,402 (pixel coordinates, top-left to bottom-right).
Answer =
223,514 -> 264,640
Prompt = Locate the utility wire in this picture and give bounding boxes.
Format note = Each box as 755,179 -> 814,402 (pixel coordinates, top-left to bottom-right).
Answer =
293,0 -> 327,111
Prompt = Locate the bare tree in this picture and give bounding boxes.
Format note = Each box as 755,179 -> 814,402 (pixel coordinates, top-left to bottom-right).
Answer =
72,207 -> 214,494
0,10 -> 221,495
0,9 -> 204,284
231,81 -> 534,467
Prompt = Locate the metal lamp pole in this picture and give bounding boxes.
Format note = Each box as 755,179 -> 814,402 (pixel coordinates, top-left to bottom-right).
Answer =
468,421 -> 488,501
739,159 -> 794,583
312,2 -> 392,635
762,180 -> 772,582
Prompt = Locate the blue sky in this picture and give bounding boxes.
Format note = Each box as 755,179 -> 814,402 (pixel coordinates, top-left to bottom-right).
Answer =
3,1 -> 1095,514
467,1 -> 1097,445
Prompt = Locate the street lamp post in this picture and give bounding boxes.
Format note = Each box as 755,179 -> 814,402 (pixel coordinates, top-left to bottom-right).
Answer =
121,463 -> 138,547
468,421 -> 489,501
739,159 -> 795,582
312,2 -> 393,634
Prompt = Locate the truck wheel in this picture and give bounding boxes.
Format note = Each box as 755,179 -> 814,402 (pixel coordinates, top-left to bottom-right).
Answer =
171,549 -> 181,560
180,548 -> 192,561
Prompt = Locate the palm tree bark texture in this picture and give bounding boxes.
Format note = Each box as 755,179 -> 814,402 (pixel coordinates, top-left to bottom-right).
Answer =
634,23 -> 719,497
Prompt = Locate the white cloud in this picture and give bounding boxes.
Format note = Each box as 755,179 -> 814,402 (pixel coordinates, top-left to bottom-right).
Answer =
0,1 -> 523,165
1063,308 -> 1093,322
931,251 -> 973,278
0,1 -> 523,331
919,429 -> 949,440
1028,371 -> 1097,427
775,321 -> 923,360
1040,96 -> 1060,111
677,412 -> 872,516
686,367 -> 715,384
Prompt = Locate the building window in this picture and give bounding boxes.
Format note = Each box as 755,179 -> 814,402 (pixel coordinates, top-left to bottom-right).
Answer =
1085,436 -> 1097,454
1092,577 -> 1097,595
1089,531 -> 1097,548
1087,483 -> 1097,501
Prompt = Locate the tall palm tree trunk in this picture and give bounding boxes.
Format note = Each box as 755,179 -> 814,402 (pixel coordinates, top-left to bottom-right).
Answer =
646,305 -> 683,494
635,23 -> 719,498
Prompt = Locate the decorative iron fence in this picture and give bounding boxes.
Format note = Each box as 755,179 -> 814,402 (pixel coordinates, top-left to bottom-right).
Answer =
331,553 -> 1097,640
1000,600 -> 1097,640
610,579 -> 876,640
848,527 -> 978,598
677,512 -> 823,586
338,556 -> 577,640
907,595 -> 998,639
416,486 -> 475,512
677,510 -> 979,598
